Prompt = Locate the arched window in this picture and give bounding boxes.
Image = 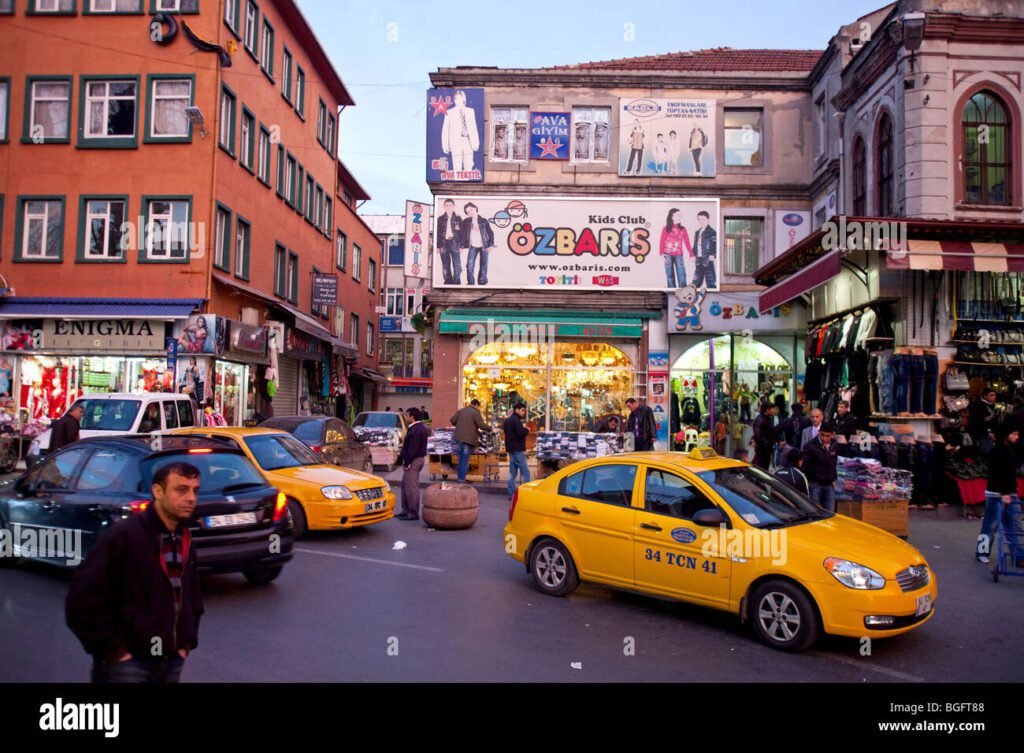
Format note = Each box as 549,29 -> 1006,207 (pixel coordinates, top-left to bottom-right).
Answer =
876,114 -> 894,216
962,90 -> 1011,206
852,137 -> 867,215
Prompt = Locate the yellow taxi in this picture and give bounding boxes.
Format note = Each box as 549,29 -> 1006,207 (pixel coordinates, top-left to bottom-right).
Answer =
173,427 -> 395,538
504,449 -> 937,651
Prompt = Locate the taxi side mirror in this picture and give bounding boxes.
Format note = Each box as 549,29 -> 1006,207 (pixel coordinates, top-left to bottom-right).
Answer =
692,508 -> 727,527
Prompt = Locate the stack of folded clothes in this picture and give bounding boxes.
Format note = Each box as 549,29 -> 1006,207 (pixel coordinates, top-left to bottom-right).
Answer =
835,458 -> 914,501
427,427 -> 499,455
352,427 -> 401,449
535,432 -> 630,461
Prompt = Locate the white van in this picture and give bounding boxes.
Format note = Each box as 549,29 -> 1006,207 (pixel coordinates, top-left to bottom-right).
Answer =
26,393 -> 199,468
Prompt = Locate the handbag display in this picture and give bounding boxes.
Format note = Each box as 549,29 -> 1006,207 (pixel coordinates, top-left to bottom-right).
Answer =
943,395 -> 970,413
944,367 -> 969,392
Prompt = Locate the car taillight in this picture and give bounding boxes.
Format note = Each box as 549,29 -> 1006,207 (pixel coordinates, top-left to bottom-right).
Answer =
273,492 -> 287,522
129,500 -> 150,514
310,445 -> 322,454
509,490 -> 519,522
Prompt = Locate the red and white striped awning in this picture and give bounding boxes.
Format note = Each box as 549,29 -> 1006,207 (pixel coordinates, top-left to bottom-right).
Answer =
758,249 -> 841,314
886,240 -> 1024,272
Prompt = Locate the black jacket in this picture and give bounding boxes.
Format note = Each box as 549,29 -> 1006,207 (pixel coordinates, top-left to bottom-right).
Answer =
774,466 -> 809,496
503,413 -> 529,453
66,505 -> 203,660
968,399 -> 997,443
987,441 -> 1018,495
399,422 -> 429,466
802,436 -> 839,485
49,413 -> 80,453
752,412 -> 779,450
834,412 -> 858,439
782,413 -> 810,447
627,405 -> 658,444
436,212 -> 462,247
692,225 -> 717,261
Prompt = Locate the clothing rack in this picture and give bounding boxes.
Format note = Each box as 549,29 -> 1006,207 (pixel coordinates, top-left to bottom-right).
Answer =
808,297 -> 899,327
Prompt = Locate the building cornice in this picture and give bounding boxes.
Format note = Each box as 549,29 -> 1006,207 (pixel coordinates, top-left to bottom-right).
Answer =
429,68 -> 813,92
426,183 -> 814,202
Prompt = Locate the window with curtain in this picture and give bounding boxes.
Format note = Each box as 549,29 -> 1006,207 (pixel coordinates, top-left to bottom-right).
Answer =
151,79 -> 191,139
852,137 -> 867,215
29,80 -> 71,141
962,90 -> 1011,206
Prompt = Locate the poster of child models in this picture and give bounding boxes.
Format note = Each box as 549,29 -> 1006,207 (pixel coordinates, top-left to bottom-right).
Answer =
618,98 -> 717,178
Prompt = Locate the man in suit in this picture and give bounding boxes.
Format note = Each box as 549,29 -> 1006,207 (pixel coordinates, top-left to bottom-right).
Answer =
799,408 -> 825,449
690,210 -> 718,289
441,89 -> 480,173
436,199 -> 462,285
460,203 -> 494,286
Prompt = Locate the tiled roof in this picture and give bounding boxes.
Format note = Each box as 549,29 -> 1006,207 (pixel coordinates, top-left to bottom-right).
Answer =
543,47 -> 823,73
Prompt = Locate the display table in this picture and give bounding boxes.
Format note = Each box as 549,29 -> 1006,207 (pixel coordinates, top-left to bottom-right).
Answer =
836,499 -> 910,538
428,453 -> 499,482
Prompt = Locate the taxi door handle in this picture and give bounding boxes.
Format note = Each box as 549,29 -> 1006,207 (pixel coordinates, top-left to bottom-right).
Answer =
561,506 -> 581,515
640,522 -> 662,532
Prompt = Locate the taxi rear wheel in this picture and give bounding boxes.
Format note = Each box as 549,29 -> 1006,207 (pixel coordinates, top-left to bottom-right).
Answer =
287,498 -> 308,540
749,580 -> 819,652
529,538 -> 578,597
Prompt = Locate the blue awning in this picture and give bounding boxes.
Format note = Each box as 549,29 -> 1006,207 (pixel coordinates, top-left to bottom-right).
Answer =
0,298 -> 205,320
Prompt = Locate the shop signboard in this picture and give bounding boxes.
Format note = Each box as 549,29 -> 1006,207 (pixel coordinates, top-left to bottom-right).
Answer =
618,98 -> 717,177
312,273 -> 339,307
774,211 -> 811,257
669,291 -> 803,333
229,321 -> 268,356
647,351 -> 670,448
432,195 -> 720,291
284,327 -> 321,360
379,316 -> 402,334
426,88 -> 485,183
1,320 -> 43,351
404,200 -> 430,279
46,319 -> 165,353
529,112 -> 570,160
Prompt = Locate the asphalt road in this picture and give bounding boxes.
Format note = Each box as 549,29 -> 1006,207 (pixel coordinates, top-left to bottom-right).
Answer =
1,468 -> 1022,683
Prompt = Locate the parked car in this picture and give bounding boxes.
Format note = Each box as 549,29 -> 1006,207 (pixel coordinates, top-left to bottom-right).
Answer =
173,427 -> 394,539
351,411 -> 410,471
0,435 -> 294,584
27,393 -> 199,469
259,416 -> 372,473
352,411 -> 409,441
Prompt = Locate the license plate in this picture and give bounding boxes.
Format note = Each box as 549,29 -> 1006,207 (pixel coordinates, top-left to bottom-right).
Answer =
364,500 -> 386,513
205,512 -> 257,529
915,594 -> 932,617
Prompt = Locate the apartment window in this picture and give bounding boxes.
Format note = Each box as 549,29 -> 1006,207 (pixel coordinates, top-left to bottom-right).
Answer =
260,20 -> 275,78
274,243 -> 287,297
80,197 -> 127,261
367,258 -> 377,293
0,79 -> 9,142
26,78 -> 71,143
316,99 -> 327,145
88,0 -> 143,12
257,123 -> 271,184
724,108 -> 763,167
723,218 -> 763,276
326,113 -> 335,156
350,313 -> 360,350
219,85 -> 237,156
224,0 -> 240,33
81,78 -> 138,145
295,66 -> 306,117
387,237 -> 404,266
852,137 -> 867,216
323,197 -> 332,236
234,216 -> 250,279
281,48 -> 293,103
366,322 -> 374,356
962,90 -> 1011,206
143,197 -> 190,261
314,185 -> 324,229
352,244 -> 362,282
284,153 -> 296,205
243,0 -> 258,57
16,197 -> 64,261
342,190 -> 353,207
275,144 -> 285,196
333,306 -> 345,340
30,0 -> 74,11
336,231 -> 347,271
876,113 -> 894,216
491,107 -> 528,162
147,77 -> 192,141
240,107 -> 255,172
386,288 -> 404,316
0,0 -> 11,11
304,175 -> 314,222
814,95 -> 826,158
421,341 -> 433,378
214,204 -> 231,272
287,251 -> 298,303
571,107 -> 610,162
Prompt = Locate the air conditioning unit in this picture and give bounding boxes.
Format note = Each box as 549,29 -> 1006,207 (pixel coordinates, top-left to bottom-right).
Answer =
241,307 -> 260,326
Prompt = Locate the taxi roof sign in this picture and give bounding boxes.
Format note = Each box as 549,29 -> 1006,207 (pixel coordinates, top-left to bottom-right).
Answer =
687,447 -> 719,461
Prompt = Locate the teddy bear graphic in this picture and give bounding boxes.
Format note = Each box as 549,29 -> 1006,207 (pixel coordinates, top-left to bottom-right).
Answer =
674,286 -> 706,332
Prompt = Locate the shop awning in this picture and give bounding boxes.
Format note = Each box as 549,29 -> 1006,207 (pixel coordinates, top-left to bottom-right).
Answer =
886,239 -> 1024,272
438,308 -> 649,338
349,366 -> 389,384
758,249 -> 841,314
0,298 -> 204,320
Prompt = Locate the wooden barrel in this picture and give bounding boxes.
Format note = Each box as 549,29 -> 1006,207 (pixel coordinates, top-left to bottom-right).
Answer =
422,483 -> 479,529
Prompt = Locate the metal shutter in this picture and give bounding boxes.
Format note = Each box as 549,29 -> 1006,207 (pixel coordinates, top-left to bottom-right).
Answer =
275,356 -> 300,417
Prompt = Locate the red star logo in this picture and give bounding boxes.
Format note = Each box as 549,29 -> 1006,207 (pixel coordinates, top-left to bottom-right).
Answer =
430,96 -> 450,117
537,138 -> 563,158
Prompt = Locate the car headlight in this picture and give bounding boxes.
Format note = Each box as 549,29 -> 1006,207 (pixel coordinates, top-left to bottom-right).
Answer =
383,480 -> 391,493
824,557 -> 886,590
322,485 -> 354,500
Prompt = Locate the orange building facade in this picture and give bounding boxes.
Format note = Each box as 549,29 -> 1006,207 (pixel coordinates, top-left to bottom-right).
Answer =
0,0 -> 381,435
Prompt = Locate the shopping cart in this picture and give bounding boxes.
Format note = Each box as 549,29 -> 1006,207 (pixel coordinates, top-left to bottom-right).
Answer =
991,502 -> 1024,583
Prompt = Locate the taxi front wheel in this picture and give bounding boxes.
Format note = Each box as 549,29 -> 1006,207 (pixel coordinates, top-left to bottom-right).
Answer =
749,580 -> 819,652
529,539 -> 579,597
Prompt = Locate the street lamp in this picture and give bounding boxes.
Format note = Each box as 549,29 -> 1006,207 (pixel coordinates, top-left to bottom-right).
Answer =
889,11 -> 927,83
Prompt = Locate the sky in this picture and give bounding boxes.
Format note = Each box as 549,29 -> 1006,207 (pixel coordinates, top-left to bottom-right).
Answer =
297,0 -> 891,215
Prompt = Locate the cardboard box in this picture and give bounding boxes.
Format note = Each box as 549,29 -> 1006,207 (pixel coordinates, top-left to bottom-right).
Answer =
837,499 -> 909,538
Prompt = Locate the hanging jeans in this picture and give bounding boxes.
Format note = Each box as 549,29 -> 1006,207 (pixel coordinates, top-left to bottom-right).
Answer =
891,353 -> 912,415
879,441 -> 899,469
908,355 -> 926,415
922,354 -> 939,415
877,351 -> 896,416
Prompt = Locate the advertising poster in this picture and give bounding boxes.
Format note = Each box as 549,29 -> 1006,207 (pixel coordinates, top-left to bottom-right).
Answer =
774,211 -> 811,257
618,98 -> 717,177
529,112 -> 570,160
404,200 -> 431,279
176,314 -> 221,355
648,350 -> 670,449
669,291 -> 803,333
432,195 -> 720,291
426,88 -> 485,183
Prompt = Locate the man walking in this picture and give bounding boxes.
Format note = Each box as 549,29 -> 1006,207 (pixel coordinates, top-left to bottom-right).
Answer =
49,403 -> 84,454
397,408 -> 429,520
799,408 -> 825,449
459,203 -> 494,286
802,422 -> 839,512
750,401 -> 780,470
450,399 -> 490,483
625,398 -> 658,451
503,402 -> 530,500
436,198 -> 462,285
66,462 -> 204,683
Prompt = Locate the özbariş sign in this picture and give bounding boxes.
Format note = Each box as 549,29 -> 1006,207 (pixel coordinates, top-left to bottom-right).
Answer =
45,319 -> 164,353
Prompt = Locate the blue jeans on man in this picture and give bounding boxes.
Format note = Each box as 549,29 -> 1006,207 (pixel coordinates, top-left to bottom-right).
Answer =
663,255 -> 686,287
456,441 -> 474,482
507,451 -> 530,498
466,247 -> 489,285
809,482 -> 836,512
439,239 -> 462,285
978,492 -> 1024,561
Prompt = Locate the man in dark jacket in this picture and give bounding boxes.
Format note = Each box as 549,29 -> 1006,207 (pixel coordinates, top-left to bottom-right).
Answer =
49,404 -> 84,454
450,399 -> 490,483
503,403 -> 530,500
750,402 -> 780,470
397,408 -> 429,520
436,198 -> 463,285
774,448 -> 809,496
802,422 -> 839,512
66,462 -> 204,683
834,400 -> 857,439
782,403 -> 810,448
625,398 -> 658,451
977,424 -> 1024,564
969,388 -> 998,454
690,210 -> 717,289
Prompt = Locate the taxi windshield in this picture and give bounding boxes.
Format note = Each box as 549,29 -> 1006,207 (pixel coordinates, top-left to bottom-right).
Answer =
696,466 -> 831,529
244,434 -> 322,471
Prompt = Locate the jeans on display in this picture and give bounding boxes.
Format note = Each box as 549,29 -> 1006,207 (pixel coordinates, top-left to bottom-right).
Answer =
809,482 -> 836,512
507,451 -> 530,498
456,441 -> 474,482
879,440 -> 899,469
914,441 -> 933,504
978,493 -> 1024,560
908,356 -> 926,415
663,255 -> 687,288
922,354 -> 939,415
439,240 -> 462,285
466,247 -> 489,285
891,353 -> 911,415
877,351 -> 895,416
